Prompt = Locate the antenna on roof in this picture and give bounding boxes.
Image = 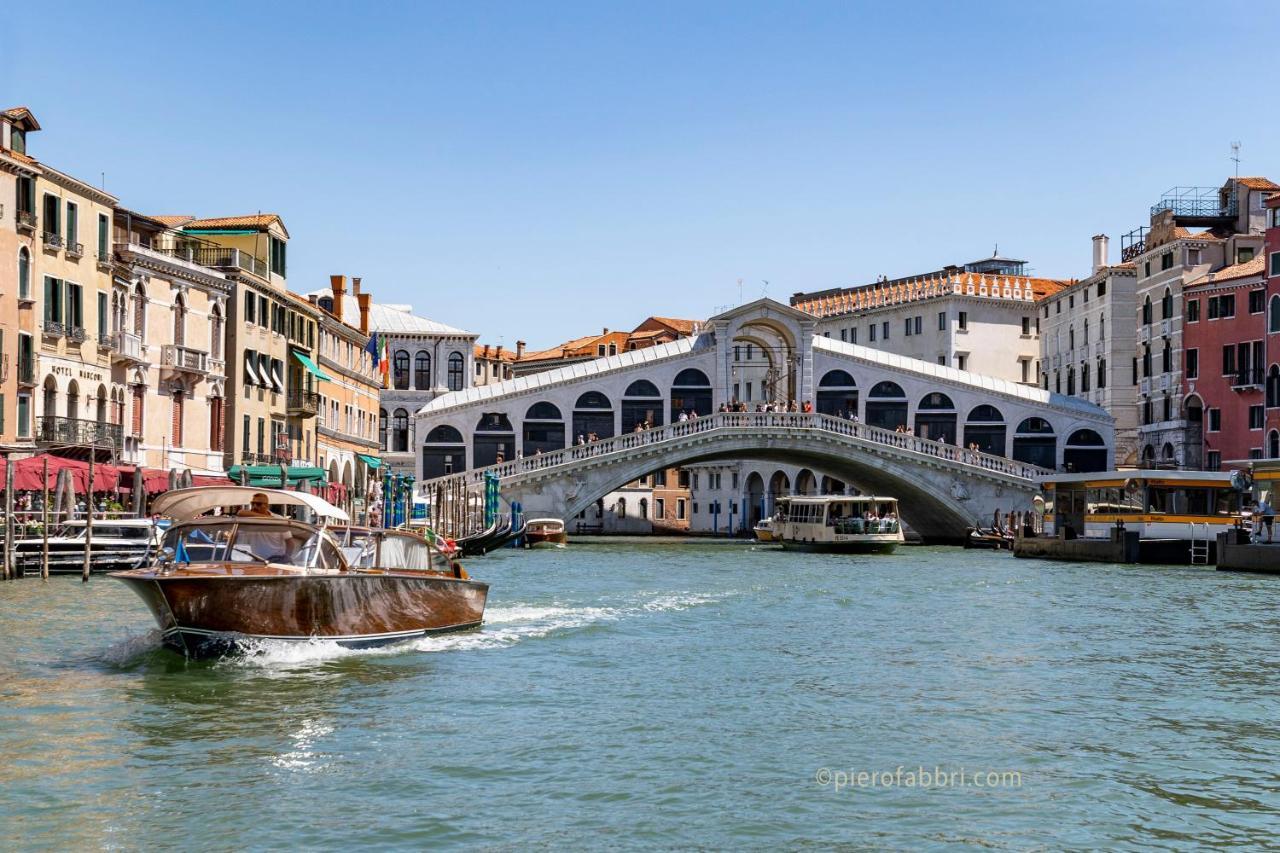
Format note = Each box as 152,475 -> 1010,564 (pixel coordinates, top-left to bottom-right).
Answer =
1230,141 -> 1241,178
737,277 -> 743,305
761,280 -> 769,299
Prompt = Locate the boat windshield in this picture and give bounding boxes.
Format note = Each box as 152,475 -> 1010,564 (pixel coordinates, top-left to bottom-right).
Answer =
163,521 -> 341,568
60,523 -> 154,540
345,532 -> 448,571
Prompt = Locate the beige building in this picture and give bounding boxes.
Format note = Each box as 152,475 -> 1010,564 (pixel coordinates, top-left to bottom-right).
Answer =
0,109 -> 38,445
311,275 -> 382,509
110,210 -> 230,472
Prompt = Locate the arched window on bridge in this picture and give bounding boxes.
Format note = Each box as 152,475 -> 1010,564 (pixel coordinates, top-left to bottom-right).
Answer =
816,370 -> 858,417
865,381 -> 907,431
621,379 -> 664,432
670,368 -> 712,420
572,391 -> 614,442
392,408 -> 409,452
914,392 -> 957,444
474,412 -> 515,467
422,425 -> 466,478
963,405 -> 1006,456
1064,428 -> 1107,472
1012,417 -> 1056,469
523,401 -> 565,456
393,350 -> 410,390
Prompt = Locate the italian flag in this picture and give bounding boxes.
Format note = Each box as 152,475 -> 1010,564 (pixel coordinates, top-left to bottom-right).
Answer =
379,336 -> 390,388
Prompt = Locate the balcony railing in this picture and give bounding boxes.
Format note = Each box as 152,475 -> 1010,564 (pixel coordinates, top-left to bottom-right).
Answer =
17,355 -> 35,386
287,390 -> 320,417
16,210 -> 36,232
43,232 -> 64,250
240,452 -> 277,467
36,416 -> 123,449
66,241 -> 84,258
42,320 -> 65,338
1121,226 -> 1148,262
208,356 -> 226,377
147,243 -> 269,279
67,326 -> 87,344
161,344 -> 209,374
1232,367 -> 1264,390
98,333 -> 115,350
110,331 -> 144,363
1151,187 -> 1237,220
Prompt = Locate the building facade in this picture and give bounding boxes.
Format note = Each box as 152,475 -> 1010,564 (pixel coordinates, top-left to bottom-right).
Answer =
792,255 -> 1065,387
1038,236 -> 1140,465
1268,197 -> 1280,460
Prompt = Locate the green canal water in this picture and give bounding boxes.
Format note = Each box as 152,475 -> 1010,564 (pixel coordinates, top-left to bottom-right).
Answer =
2,543 -> 1279,849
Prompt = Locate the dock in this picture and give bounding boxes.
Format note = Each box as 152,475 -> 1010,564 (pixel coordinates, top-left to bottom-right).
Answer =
1216,531 -> 1280,574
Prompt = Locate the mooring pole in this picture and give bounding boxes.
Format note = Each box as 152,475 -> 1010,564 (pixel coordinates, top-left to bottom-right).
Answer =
3,458 -> 13,580
82,454 -> 94,583
41,457 -> 50,581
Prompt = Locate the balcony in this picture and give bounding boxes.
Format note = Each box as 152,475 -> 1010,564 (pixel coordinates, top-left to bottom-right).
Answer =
110,331 -> 145,364
42,232 -> 63,253
1121,226 -> 1147,262
67,326 -> 87,344
42,320 -> 65,338
1151,186 -> 1237,225
208,356 -> 226,377
16,210 -> 36,234
1231,367 -> 1264,391
17,355 -> 36,386
98,333 -> 115,350
149,244 -> 269,280
241,452 -> 277,467
287,390 -> 320,418
66,241 -> 84,259
36,416 -> 123,449
160,344 -> 209,377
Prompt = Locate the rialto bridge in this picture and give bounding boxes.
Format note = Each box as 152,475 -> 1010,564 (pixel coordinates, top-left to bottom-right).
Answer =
413,300 -> 1114,540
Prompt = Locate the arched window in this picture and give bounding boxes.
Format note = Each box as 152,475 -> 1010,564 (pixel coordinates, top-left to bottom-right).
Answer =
1100,312 -> 1106,341
422,425 -> 467,477
1012,417 -> 1056,469
639,498 -> 648,519
448,352 -> 464,391
1097,357 -> 1107,389
1082,362 -> 1091,392
1271,295 -> 1280,334
573,391 -> 614,442
1142,344 -> 1152,378
393,350 -> 410,390
95,384 -> 108,423
67,380 -> 80,422
1064,428 -> 1107,472
474,412 -> 514,466
1083,319 -> 1089,346
816,370 -> 858,417
1267,365 -> 1280,409
1066,367 -> 1075,396
1161,340 -> 1171,374
964,405 -> 1006,456
414,351 -> 431,390
865,382 -> 907,430
1069,326 -> 1075,350
1142,296 -> 1152,326
133,283 -> 147,337
670,368 -> 711,419
392,408 -> 409,452
616,497 -> 627,519
1162,287 -> 1173,320
210,303 -> 223,360
173,294 -> 187,346
1270,429 -> 1280,459
378,408 -> 388,450
426,425 -> 464,443
622,380 -> 663,432
17,247 -> 30,299
624,379 -> 661,397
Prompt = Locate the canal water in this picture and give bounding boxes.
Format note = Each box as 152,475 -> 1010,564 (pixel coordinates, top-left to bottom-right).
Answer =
2,543 -> 1279,849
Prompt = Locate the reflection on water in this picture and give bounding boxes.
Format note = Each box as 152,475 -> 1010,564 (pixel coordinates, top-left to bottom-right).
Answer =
2,545 -> 1280,848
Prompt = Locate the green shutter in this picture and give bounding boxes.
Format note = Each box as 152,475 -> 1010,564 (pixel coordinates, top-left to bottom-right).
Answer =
98,292 -> 108,337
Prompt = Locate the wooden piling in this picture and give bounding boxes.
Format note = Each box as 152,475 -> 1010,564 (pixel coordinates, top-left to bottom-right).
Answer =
41,457 -> 50,581
3,457 -> 13,580
82,455 -> 94,583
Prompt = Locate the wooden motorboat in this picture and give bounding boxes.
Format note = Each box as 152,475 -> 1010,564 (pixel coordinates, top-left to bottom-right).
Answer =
753,517 -> 777,543
13,518 -> 161,575
775,496 -> 905,553
524,518 -> 567,548
965,527 -> 1013,550
111,487 -> 488,657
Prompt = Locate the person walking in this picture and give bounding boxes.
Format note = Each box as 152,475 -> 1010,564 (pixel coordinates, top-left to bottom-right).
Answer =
1258,495 -> 1275,544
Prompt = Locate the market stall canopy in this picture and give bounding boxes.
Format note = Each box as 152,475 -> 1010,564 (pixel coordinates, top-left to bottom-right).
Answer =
153,486 -> 349,522
357,454 -> 382,469
0,454 -> 121,493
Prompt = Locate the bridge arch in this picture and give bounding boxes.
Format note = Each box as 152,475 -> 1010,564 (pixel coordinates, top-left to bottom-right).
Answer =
745,471 -> 765,525
794,468 -> 818,496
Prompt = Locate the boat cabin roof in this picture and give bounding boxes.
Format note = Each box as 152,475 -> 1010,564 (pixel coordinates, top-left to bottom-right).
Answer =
1038,469 -> 1239,489
152,486 -> 350,522
778,496 -> 897,504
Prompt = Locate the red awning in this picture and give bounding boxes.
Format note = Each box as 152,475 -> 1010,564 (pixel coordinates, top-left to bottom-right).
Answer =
193,474 -> 234,487
0,454 -> 121,493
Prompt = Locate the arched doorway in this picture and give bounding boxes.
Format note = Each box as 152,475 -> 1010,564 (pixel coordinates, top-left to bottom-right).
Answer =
1267,365 -> 1280,409
1064,429 -> 1107,472
1012,417 -> 1056,469
745,471 -> 765,526
422,425 -> 467,477
621,379 -> 664,432
474,412 -> 515,466
865,381 -> 907,430
572,391 -> 614,442
963,404 -> 1006,455
1184,394 -> 1204,469
1141,444 -> 1156,465
816,370 -> 858,417
794,468 -> 818,496
522,401 -> 565,456
767,470 -> 790,516
914,392 -> 957,443
670,368 -> 712,420
1161,442 -> 1176,465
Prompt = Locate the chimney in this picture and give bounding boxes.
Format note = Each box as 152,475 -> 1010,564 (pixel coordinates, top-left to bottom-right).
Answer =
516,340 -> 526,358
356,292 -> 371,334
329,274 -> 346,320
495,344 -> 503,359
602,327 -> 609,335
352,276 -> 362,296
1091,234 -> 1109,275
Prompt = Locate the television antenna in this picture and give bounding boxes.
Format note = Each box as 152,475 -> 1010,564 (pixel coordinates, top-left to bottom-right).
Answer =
1230,141 -> 1241,178
761,279 -> 769,299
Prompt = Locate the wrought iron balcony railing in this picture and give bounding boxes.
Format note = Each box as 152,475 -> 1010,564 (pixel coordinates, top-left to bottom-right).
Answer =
240,452 -> 277,467
36,416 -> 122,449
287,390 -> 320,417
16,210 -> 36,232
66,241 -> 84,258
42,320 -> 65,338
67,326 -> 87,343
43,232 -> 64,250
98,333 -> 115,350
143,243 -> 270,279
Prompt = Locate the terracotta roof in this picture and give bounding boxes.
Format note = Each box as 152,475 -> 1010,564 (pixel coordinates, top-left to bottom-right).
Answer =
646,316 -> 698,334
474,344 -> 516,362
1,106 -> 40,130
1,147 -> 36,166
151,215 -> 196,227
1209,257 -> 1265,282
1236,177 -> 1280,191
180,213 -> 289,238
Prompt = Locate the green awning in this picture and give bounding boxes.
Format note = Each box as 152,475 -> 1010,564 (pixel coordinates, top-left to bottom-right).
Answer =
357,454 -> 382,469
226,465 -> 328,488
293,351 -> 332,382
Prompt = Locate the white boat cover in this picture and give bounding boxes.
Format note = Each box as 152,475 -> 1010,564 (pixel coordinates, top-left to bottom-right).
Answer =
152,486 -> 350,522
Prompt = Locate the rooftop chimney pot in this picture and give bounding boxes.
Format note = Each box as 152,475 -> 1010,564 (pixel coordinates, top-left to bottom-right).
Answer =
1091,234 -> 1109,275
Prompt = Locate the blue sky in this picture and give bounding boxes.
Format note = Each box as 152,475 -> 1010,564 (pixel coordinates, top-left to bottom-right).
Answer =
7,1 -> 1277,347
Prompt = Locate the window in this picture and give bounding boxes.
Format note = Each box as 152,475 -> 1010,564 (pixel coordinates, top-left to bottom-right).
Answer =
904,318 -> 912,336
1142,296 -> 1152,325
259,295 -> 269,327
1142,345 -> 1151,378
257,417 -> 265,455
1185,348 -> 1198,379
958,311 -> 968,331
65,283 -> 83,330
1161,252 -> 1173,271
655,498 -> 665,519
938,311 -> 946,331
1223,345 -> 1236,376
1221,294 -> 1236,318
914,316 -> 922,335
1208,408 -> 1221,432
392,409 -> 409,452
1097,280 -> 1106,297
17,393 -> 30,438
172,391 -> 184,446
414,352 -> 431,389
17,247 -> 30,299
1186,299 -> 1200,322
97,292 -> 107,339
851,328 -> 857,344
1069,295 -> 1075,309
1161,288 -> 1173,319
1249,289 -> 1266,314
1250,405 -> 1264,430
881,320 -> 889,340
66,202 -> 78,247
44,276 -> 63,323
1067,367 -> 1075,395
1069,327 -> 1075,350
839,329 -> 847,342
1021,359 -> 1029,383
1097,358 -> 1107,389
1238,247 -> 1255,264
242,414 -> 250,455
392,350 -> 410,389
1161,341 -> 1171,374
245,290 -> 256,323
269,236 -> 287,276
1271,295 -> 1280,333
956,354 -> 967,371
1021,316 -> 1031,335
42,194 -> 60,237
448,352 -> 465,390
869,324 -> 877,342
1271,251 -> 1280,277
1207,450 -> 1221,471
677,499 -> 686,520
379,409 -> 387,450
1081,363 -> 1090,392
1144,261 -> 1151,278
1188,248 -> 1202,266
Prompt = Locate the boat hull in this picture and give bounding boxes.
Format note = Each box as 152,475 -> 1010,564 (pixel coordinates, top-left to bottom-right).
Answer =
778,539 -> 899,554
112,568 -> 489,657
525,530 -> 568,548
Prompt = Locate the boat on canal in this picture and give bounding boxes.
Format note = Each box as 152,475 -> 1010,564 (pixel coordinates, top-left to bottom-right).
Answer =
753,517 -> 777,543
13,518 -> 161,575
111,487 -> 488,657
524,518 -> 568,548
774,496 -> 904,553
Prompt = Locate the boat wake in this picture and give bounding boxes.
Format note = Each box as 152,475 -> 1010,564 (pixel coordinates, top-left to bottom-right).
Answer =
97,629 -> 165,665
217,589 -> 737,668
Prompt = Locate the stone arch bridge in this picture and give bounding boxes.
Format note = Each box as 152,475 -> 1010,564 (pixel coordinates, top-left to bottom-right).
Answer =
413,299 -> 1114,541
